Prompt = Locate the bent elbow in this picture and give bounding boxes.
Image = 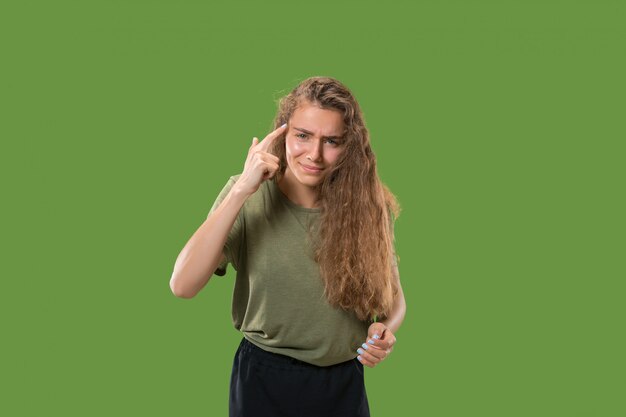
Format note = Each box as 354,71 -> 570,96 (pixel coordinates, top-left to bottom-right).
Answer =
169,277 -> 197,299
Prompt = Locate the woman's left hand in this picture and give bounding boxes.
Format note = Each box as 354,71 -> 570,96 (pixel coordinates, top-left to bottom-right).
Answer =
356,322 -> 397,368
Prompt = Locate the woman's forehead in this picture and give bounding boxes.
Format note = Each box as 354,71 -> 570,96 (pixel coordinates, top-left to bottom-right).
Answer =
290,104 -> 345,136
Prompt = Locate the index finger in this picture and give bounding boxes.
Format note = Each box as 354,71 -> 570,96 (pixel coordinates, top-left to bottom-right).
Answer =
257,123 -> 288,151
367,336 -> 390,350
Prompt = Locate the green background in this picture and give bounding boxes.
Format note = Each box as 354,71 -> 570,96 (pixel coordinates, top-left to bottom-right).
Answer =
2,1 -> 624,416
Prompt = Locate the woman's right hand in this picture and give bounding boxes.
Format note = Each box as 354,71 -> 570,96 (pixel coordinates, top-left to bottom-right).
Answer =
235,123 -> 288,197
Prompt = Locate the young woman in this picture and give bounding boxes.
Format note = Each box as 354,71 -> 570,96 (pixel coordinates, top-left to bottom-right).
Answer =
170,76 -> 406,417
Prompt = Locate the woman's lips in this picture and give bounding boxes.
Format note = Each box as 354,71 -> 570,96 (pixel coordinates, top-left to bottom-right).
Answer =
300,163 -> 323,173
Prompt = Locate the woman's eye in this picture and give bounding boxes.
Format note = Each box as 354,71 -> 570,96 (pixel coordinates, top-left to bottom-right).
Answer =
295,134 -> 340,145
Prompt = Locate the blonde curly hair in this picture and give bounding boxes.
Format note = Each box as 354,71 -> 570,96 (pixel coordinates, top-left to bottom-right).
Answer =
268,76 -> 401,322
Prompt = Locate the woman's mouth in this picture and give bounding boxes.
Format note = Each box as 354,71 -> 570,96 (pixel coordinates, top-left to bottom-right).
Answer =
300,163 -> 324,174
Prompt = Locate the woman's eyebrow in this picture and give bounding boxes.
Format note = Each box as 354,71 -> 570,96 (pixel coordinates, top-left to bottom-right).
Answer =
293,127 -> 343,139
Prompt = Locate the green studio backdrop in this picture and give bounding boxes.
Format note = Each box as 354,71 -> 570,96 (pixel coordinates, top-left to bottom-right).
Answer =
1,1 -> 624,416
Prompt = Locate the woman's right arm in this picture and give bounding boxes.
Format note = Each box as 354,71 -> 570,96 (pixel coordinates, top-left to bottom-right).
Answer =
169,185 -> 249,298
169,123 -> 287,298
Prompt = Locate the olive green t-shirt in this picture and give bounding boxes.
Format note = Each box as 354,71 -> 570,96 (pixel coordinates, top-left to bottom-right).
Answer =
208,174 -> 373,367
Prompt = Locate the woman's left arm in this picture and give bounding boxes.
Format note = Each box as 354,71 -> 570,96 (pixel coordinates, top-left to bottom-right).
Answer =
356,265 -> 406,368
380,264 -> 406,334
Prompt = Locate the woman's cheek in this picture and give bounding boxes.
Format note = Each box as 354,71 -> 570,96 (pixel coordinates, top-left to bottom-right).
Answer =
327,148 -> 343,165
289,140 -> 306,155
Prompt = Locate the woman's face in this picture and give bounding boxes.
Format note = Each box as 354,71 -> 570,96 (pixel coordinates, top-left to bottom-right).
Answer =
284,101 -> 346,188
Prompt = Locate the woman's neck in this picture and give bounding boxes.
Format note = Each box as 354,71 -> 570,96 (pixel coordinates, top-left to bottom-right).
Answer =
278,168 -> 320,209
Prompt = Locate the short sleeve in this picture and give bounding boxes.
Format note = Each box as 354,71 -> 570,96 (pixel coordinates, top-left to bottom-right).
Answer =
207,175 -> 244,276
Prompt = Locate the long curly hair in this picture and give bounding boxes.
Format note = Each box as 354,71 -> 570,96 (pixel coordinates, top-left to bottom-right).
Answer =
268,76 -> 401,322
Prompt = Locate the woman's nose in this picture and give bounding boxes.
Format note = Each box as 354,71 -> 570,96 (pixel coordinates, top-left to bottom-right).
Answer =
306,139 -> 323,161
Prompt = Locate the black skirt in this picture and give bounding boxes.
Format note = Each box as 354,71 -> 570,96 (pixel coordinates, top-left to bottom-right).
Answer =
229,337 -> 370,417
